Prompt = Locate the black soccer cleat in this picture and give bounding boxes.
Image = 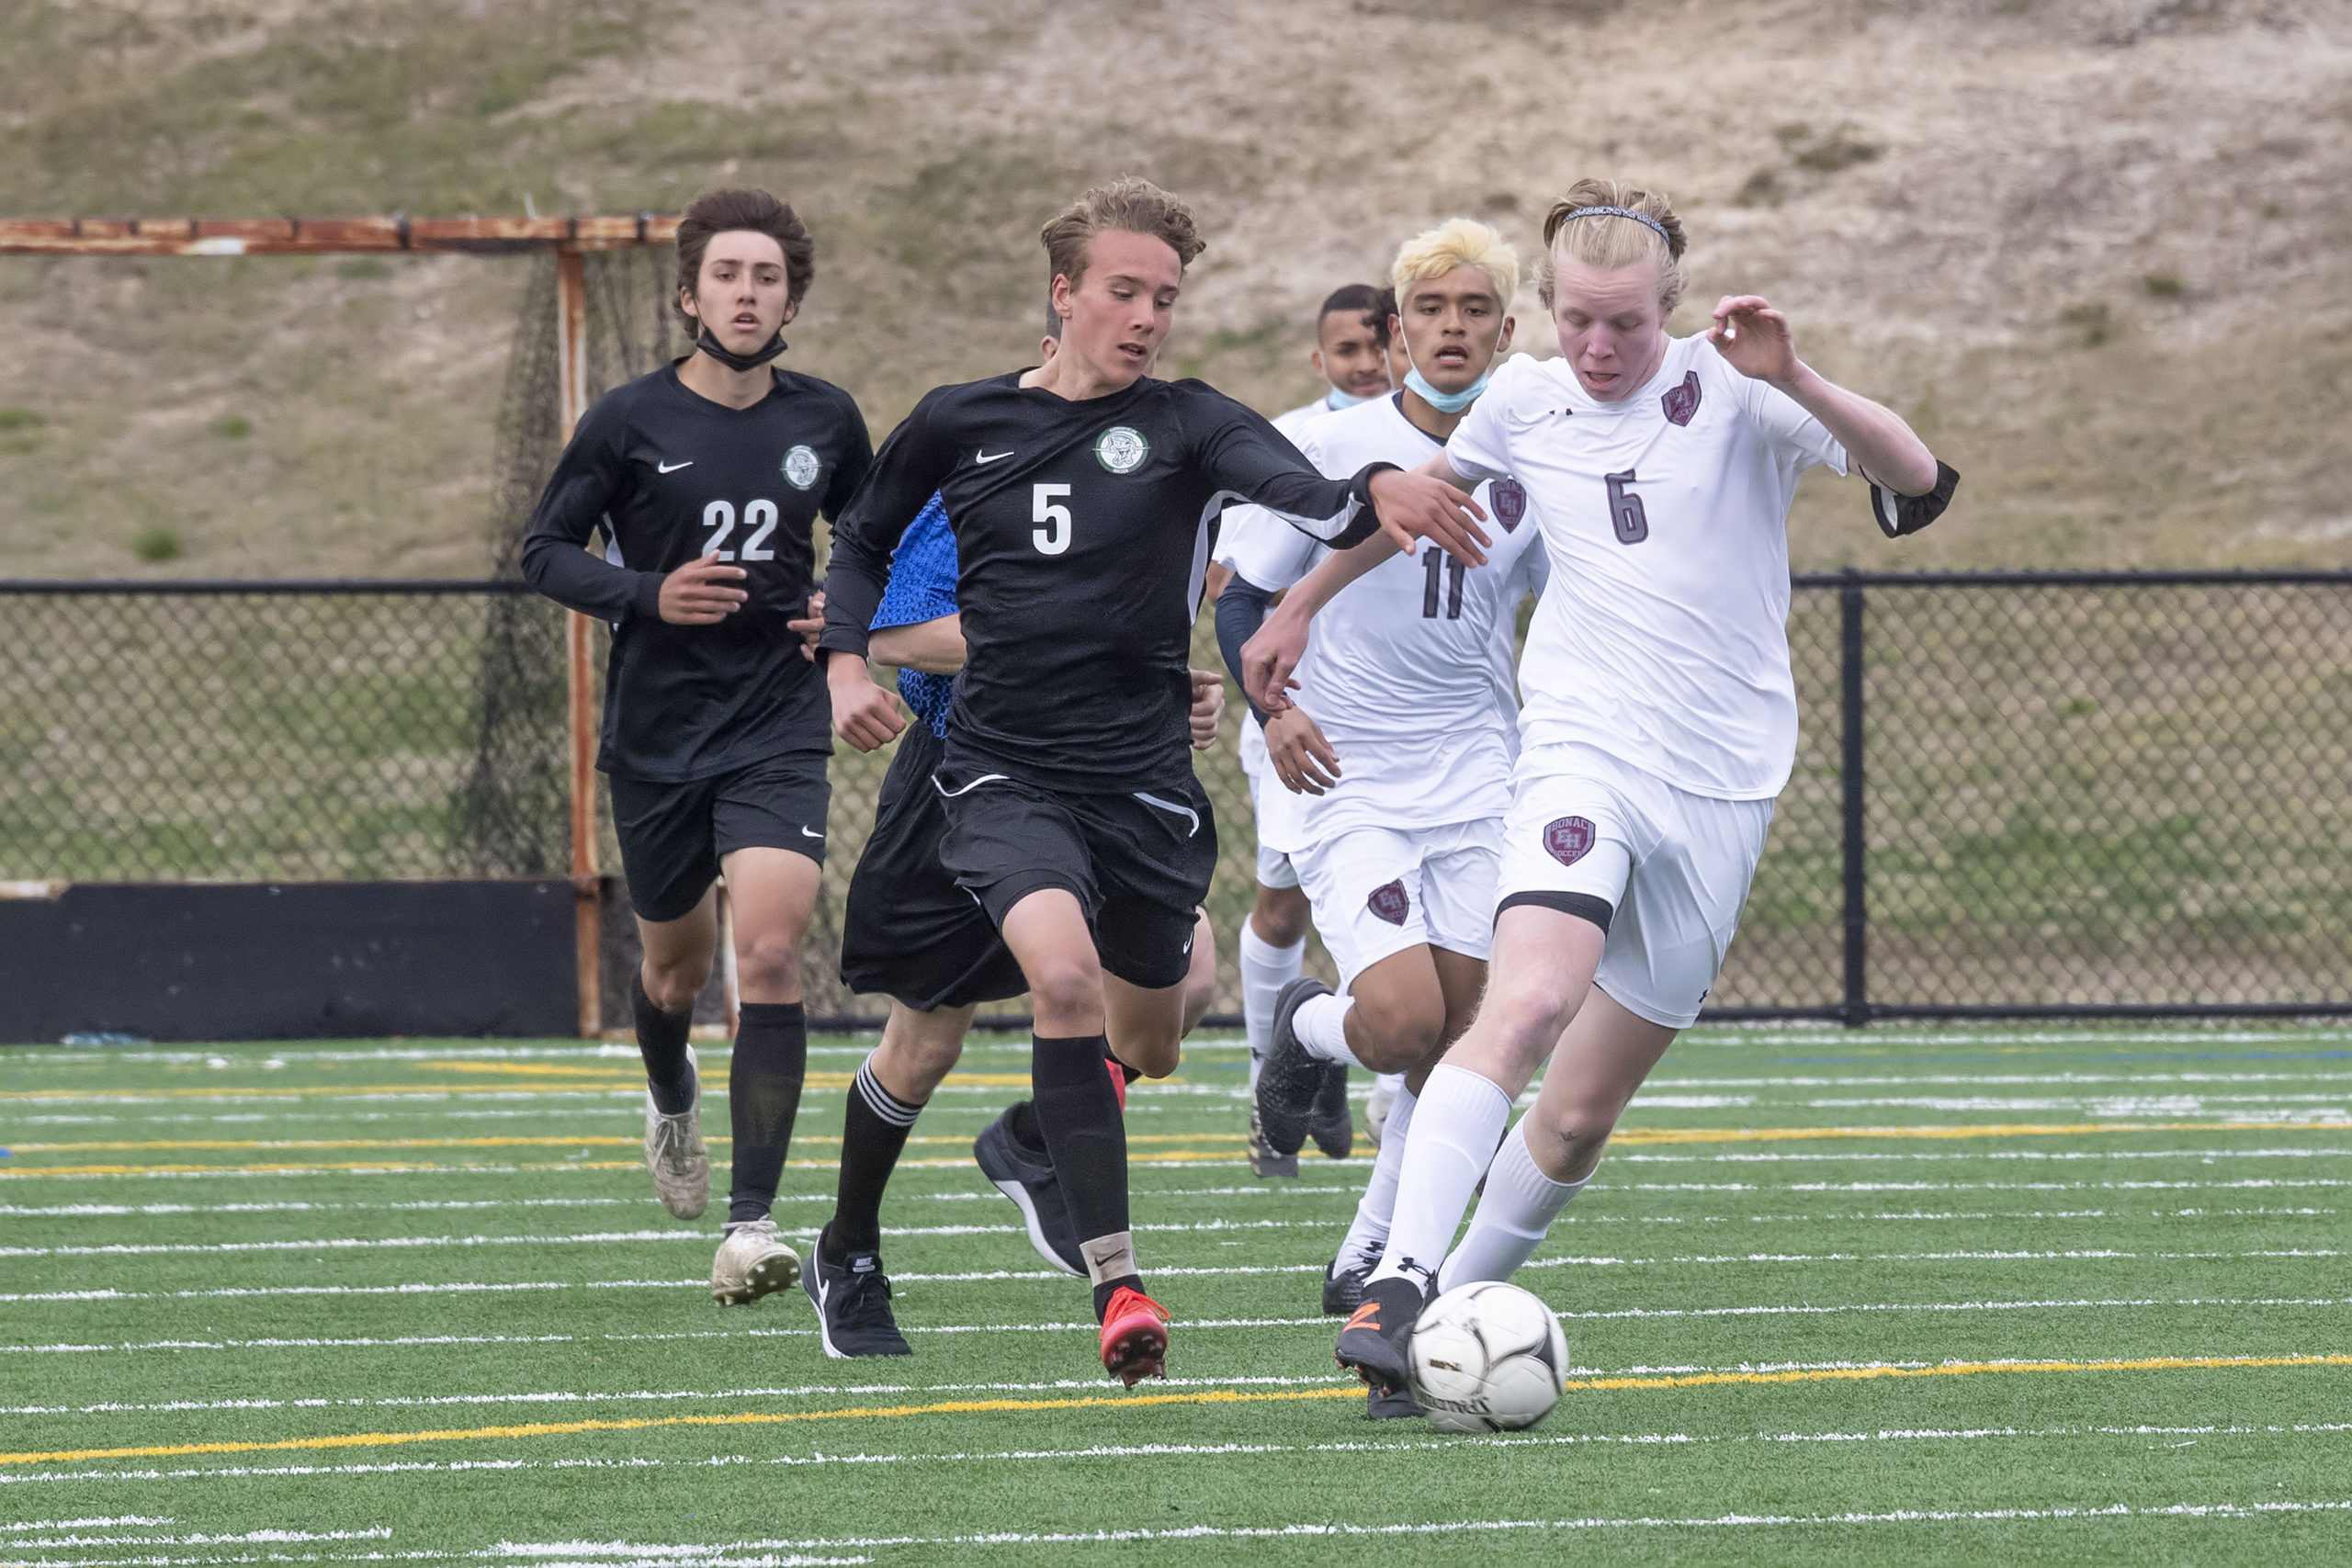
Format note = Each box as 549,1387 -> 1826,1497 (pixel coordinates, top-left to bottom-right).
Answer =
974,1104 -> 1083,1276
804,1227 -> 912,1359
1247,1101 -> 1297,1179
1308,1063 -> 1353,1160
1321,1258 -> 1367,1317
1367,1382 -> 1424,1420
1256,976 -> 1332,1163
1334,1272 -> 1428,1395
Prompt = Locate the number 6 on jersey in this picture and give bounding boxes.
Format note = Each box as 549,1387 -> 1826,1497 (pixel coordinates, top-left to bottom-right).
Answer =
1033,482 -> 1072,556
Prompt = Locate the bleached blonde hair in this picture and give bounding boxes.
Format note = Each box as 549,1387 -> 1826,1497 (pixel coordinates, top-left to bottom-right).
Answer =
1391,219 -> 1520,310
1538,179 -> 1687,314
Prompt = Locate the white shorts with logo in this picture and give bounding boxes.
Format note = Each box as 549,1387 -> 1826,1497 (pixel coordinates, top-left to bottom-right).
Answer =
1497,743 -> 1775,1030
1238,721 -> 1299,890
1291,818 -> 1501,992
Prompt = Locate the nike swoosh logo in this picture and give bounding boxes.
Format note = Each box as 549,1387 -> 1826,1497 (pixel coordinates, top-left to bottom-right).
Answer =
800,827 -> 823,840
656,459 -> 693,473
975,449 -> 1015,465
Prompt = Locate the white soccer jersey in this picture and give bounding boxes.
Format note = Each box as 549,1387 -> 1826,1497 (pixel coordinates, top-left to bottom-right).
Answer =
1444,340 -> 1847,800
1227,392 -> 1547,845
1212,395 -> 1342,573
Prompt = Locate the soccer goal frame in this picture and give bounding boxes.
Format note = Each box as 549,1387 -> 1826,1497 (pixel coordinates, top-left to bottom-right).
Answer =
0,214 -> 679,1038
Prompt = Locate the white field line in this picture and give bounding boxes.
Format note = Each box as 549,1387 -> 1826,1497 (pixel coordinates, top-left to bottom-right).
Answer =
8,1246 -> 2344,1303
6,1292 -> 2350,1335
3,1228 -> 2337,1273
11,1424 -> 2352,1491
258,1498 -> 2352,1554
5,1529 -> 389,1547
2,1517 -> 175,1529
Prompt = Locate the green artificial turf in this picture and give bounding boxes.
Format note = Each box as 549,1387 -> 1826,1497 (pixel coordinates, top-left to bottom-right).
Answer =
4,1025 -> 2350,1565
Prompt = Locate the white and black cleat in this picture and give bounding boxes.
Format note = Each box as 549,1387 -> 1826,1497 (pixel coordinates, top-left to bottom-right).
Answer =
804,1229 -> 911,1358
973,1106 -> 1082,1275
643,1045 -> 709,1220
710,1217 -> 800,1306
1254,976 -> 1330,1168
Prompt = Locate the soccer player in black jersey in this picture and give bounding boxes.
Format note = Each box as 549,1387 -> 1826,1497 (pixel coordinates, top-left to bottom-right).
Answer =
522,188 -> 871,1308
819,176 -> 1488,1384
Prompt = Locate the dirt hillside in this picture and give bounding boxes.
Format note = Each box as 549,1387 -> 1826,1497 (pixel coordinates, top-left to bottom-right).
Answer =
1,0 -> 2346,576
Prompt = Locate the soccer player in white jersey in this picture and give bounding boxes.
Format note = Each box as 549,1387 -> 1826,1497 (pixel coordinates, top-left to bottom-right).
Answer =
1224,226 -> 1544,1401
1212,283 -> 1397,1174
1246,180 -> 1957,1393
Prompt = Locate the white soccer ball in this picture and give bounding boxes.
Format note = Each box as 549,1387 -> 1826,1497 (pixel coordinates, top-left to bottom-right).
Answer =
1407,1280 -> 1569,1434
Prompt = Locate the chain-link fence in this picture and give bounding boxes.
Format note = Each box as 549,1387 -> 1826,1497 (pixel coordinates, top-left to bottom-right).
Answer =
4,570 -> 2347,1023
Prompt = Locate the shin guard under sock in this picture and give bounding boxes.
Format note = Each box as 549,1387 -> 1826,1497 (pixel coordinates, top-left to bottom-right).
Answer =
1367,1064 -> 1512,1289
1033,1033 -> 1139,1317
826,1053 -> 922,1258
726,1001 -> 806,1225
631,972 -> 695,1116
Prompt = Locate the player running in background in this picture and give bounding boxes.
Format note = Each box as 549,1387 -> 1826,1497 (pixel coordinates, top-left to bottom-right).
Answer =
1212,282 -> 1396,1176
1226,225 -> 1544,1406
807,471 -> 1227,1359
819,176 -> 1486,1385
522,188 -> 871,1308
1248,180 -> 1956,1394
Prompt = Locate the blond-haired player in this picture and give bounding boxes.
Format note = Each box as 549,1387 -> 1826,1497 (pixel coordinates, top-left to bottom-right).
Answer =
1248,181 -> 1957,1394
1223,223 -> 1544,1415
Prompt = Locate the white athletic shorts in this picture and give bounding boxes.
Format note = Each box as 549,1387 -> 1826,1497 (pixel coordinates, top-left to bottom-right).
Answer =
1292,818 -> 1500,992
1238,721 -> 1299,890
1497,742 -> 1774,1030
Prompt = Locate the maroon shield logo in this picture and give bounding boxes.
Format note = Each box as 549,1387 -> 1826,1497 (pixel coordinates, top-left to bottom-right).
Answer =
1491,478 -> 1527,533
1366,879 -> 1410,926
1661,370 -> 1702,427
1544,817 -> 1597,866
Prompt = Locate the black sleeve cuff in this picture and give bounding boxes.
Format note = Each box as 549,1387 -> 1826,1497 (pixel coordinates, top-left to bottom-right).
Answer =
1871,460 -> 1960,538
629,571 -> 665,623
1334,461 -> 1399,550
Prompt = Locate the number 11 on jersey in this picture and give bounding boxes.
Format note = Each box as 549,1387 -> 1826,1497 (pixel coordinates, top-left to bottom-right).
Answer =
1033,483 -> 1071,556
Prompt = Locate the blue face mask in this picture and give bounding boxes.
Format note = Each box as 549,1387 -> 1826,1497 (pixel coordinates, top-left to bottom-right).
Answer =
1324,385 -> 1374,410
1404,366 -> 1489,414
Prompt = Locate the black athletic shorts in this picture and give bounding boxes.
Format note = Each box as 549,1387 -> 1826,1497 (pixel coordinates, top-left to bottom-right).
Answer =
839,724 -> 1028,1013
607,750 -> 831,924
933,761 -> 1217,992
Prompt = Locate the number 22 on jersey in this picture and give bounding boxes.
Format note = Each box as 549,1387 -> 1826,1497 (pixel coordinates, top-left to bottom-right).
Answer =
700,499 -> 780,562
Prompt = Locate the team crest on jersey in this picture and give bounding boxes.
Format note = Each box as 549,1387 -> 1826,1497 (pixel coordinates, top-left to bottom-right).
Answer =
1094,425 -> 1149,474
782,445 -> 821,490
1661,370 -> 1702,427
1544,816 -> 1597,866
1491,477 -> 1528,532
1366,879 -> 1410,926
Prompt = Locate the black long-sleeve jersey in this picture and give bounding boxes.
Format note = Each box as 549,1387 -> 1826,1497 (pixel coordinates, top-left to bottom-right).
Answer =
820,370 -> 1389,793
522,362 -> 871,781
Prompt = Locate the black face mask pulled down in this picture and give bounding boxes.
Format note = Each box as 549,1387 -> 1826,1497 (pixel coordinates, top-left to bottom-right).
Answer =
694,329 -> 787,373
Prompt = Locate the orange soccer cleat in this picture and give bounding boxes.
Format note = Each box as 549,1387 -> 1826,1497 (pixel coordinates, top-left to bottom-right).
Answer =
1099,1285 -> 1170,1387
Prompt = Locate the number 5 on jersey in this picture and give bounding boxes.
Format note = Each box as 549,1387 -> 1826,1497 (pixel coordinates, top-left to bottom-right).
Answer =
1033,482 -> 1072,556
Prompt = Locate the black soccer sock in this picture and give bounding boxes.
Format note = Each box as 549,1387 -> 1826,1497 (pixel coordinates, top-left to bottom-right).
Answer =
1005,1097 -> 1046,1155
726,1001 -> 807,1225
631,971 -> 696,1116
1102,1038 -> 1135,1092
825,1052 -> 923,1258
1032,1033 -> 1142,1320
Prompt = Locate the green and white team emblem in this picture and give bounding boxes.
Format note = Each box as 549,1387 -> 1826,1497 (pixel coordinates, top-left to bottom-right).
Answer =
782,445 -> 821,491
1094,425 -> 1148,475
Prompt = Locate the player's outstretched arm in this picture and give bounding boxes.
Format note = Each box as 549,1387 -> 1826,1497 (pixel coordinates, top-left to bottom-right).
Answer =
1236,524 -> 1406,715
870,614 -> 965,675
1364,464 -> 1490,566
1709,296 -> 1941,498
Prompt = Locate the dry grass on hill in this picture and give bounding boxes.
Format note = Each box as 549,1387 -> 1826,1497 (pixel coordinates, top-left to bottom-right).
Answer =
0,0 -> 2346,577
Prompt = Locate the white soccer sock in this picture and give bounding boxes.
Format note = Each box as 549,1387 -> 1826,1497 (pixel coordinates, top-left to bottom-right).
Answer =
1238,923 -> 1304,1089
1367,1064 -> 1512,1290
1334,1083 -> 1416,1271
1292,991 -> 1361,1068
1438,1118 -> 1589,1292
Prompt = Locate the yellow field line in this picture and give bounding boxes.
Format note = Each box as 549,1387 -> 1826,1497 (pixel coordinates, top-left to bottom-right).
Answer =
9,1132 -> 1249,1154
0,1153 -> 1256,1179
9,1353 -> 2345,1468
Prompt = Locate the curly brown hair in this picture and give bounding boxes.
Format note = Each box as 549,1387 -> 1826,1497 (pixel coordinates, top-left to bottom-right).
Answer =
674,187 -> 814,330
